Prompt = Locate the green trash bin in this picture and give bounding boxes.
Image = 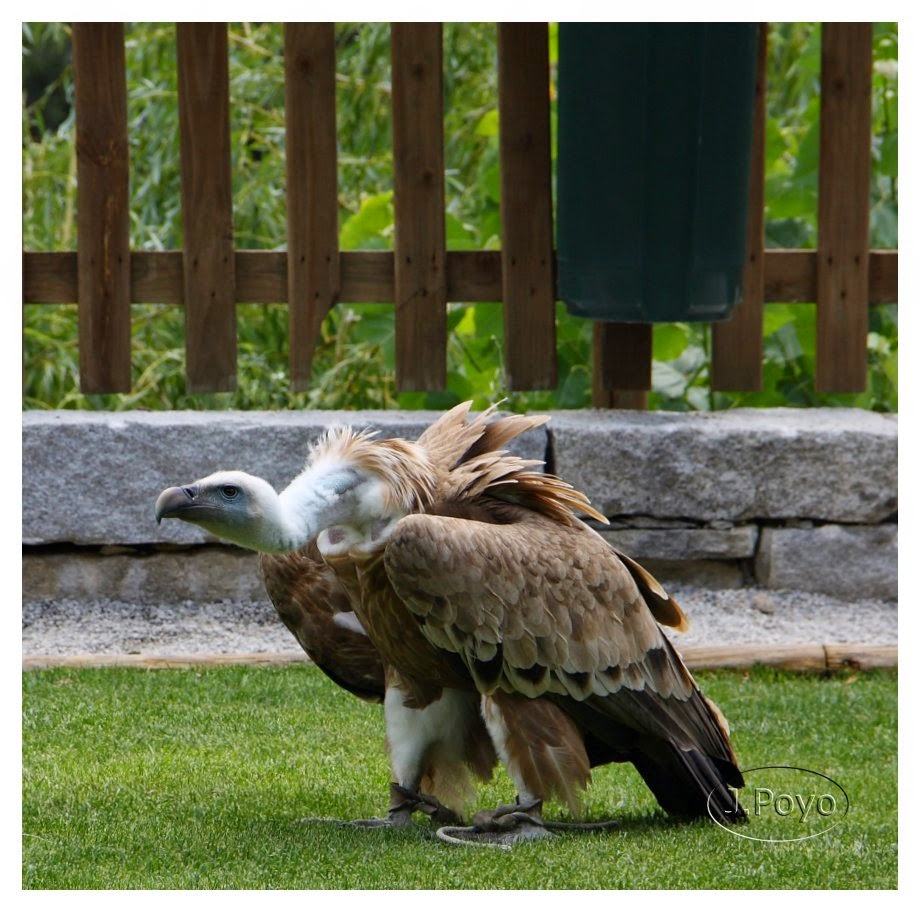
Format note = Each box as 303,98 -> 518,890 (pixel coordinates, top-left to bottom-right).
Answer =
557,23 -> 759,322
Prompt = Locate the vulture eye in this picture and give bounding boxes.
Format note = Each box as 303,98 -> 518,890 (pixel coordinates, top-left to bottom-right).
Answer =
221,484 -> 240,499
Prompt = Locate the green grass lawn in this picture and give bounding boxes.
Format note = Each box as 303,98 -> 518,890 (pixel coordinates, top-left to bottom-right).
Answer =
22,664 -> 897,889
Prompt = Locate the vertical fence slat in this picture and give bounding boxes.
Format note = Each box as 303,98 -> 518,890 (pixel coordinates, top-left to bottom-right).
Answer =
592,386 -> 649,410
391,23 -> 447,392
284,23 -> 340,392
712,22 -> 768,392
592,321 -> 652,409
816,22 -> 873,393
72,23 -> 131,394
497,23 -> 557,390
592,321 -> 653,408
176,23 -> 236,393
592,322 -> 652,409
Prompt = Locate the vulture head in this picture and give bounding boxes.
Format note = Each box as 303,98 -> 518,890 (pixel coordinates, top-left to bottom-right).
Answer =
155,470 -> 293,552
155,428 -> 436,554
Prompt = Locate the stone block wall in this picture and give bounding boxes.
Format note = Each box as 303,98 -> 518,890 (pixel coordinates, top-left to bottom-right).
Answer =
22,408 -> 897,603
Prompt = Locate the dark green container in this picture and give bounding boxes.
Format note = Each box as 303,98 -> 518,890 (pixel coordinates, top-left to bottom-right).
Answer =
557,23 -> 759,322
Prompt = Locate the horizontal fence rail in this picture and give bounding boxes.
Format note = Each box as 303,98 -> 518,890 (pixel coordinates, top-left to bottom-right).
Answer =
23,248 -> 900,307
22,22 -> 898,406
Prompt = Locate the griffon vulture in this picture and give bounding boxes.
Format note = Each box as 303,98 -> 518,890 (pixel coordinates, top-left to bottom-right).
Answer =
258,541 -> 384,703
156,404 -> 745,840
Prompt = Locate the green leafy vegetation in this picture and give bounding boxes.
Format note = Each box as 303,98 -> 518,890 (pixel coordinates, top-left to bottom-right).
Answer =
22,22 -> 897,412
22,664 -> 896,889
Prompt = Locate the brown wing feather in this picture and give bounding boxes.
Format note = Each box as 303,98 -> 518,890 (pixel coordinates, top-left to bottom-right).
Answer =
460,412 -> 549,462
383,508 -> 735,764
607,543 -> 689,631
385,510 -> 679,698
416,402 -> 550,473
259,543 -> 386,702
414,401 -> 484,472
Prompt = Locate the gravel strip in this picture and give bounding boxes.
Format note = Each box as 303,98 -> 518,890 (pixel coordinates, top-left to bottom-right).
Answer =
22,586 -> 897,658
668,585 -> 897,647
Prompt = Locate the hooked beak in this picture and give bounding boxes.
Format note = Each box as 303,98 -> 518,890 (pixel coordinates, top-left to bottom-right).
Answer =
155,485 -> 200,524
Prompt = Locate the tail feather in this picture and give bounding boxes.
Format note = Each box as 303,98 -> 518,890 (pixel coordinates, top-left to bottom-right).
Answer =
550,681 -> 746,825
631,744 -> 746,824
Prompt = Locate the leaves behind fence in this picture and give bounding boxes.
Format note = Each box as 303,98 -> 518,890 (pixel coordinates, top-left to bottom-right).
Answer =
22,22 -> 898,413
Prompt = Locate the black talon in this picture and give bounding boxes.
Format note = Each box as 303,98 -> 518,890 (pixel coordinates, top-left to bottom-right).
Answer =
389,782 -> 463,826
305,784 -> 463,830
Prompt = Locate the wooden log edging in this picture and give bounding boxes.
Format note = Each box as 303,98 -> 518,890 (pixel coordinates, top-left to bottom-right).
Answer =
22,644 -> 896,673
680,643 -> 897,672
22,651 -> 311,671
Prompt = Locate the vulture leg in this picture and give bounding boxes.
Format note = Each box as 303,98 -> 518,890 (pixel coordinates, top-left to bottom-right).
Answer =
346,783 -> 462,829
433,694 -> 595,846
343,801 -> 456,833
479,693 -> 593,814
349,685 -> 482,828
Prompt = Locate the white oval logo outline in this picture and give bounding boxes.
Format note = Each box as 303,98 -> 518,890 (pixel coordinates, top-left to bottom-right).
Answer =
707,765 -> 850,843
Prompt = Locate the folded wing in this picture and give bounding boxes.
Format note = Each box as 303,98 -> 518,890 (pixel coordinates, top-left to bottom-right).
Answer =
384,508 -> 745,821
260,543 -> 385,702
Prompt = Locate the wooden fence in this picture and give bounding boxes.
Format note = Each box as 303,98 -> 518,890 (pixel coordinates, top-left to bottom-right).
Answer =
22,22 -> 899,407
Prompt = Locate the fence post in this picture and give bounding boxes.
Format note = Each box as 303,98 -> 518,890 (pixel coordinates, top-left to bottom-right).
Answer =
816,22 -> 873,393
72,23 -> 131,394
391,23 -> 447,392
284,23 -> 340,391
712,22 -> 768,392
176,23 -> 236,393
592,323 -> 651,409
497,23 -> 557,391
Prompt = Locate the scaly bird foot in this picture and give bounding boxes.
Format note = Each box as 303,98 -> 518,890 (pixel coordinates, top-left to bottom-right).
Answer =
436,798 -> 555,849
298,783 -> 463,831
344,810 -> 414,829
299,807 -> 415,829
296,812 -> 411,828
312,783 -> 462,830
436,798 -> 620,849
386,782 -> 463,826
